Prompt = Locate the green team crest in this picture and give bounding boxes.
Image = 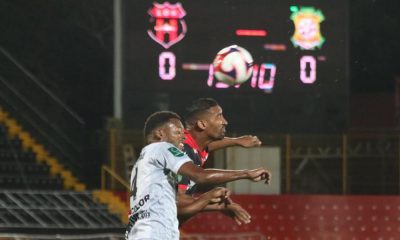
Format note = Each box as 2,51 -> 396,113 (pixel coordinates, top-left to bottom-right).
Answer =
290,6 -> 325,50
168,147 -> 184,157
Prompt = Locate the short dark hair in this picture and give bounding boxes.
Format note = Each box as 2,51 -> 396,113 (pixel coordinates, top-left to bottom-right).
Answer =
143,111 -> 181,139
185,98 -> 219,125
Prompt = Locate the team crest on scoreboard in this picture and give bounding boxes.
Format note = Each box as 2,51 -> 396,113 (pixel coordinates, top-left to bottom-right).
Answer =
147,2 -> 187,49
290,7 -> 325,50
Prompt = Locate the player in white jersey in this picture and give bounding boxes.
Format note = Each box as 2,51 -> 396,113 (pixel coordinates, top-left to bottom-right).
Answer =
126,111 -> 270,240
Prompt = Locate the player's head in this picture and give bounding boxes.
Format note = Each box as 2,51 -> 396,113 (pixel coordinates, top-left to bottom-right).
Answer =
144,111 -> 185,149
185,98 -> 228,140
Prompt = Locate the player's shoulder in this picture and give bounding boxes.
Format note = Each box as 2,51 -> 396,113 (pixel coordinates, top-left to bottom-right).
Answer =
145,142 -> 185,157
147,141 -> 173,148
145,142 -> 173,152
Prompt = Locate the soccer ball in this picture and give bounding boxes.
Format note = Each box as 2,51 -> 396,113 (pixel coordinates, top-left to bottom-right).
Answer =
212,45 -> 254,86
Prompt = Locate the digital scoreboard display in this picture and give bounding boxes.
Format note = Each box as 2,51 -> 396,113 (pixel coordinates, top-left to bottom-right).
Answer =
123,0 -> 349,133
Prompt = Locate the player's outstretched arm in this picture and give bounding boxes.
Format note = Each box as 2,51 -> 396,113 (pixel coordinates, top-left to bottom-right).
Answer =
177,190 -> 251,226
204,198 -> 251,225
220,200 -> 251,225
177,187 -> 230,223
207,135 -> 262,151
178,162 -> 270,185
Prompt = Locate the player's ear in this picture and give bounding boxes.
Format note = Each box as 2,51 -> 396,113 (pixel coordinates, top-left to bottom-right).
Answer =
154,128 -> 165,140
196,120 -> 207,131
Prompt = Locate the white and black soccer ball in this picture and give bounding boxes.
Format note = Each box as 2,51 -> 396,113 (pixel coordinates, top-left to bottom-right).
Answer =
212,45 -> 254,86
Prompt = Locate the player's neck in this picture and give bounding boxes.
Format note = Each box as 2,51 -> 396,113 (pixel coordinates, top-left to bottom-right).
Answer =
188,130 -> 211,151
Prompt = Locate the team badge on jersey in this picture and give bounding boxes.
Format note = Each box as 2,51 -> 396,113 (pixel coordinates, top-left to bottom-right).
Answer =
168,147 -> 184,157
147,2 -> 187,49
290,7 -> 325,50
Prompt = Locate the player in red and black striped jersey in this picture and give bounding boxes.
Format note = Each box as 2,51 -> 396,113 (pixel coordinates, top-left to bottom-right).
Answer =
177,130 -> 209,194
178,129 -> 262,194
177,98 -> 264,225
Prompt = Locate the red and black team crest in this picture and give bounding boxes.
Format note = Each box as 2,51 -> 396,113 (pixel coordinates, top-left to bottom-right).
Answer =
147,2 -> 187,49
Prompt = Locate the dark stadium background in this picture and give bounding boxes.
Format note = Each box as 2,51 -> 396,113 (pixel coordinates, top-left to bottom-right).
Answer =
1,0 -> 398,186
0,0 -> 397,186
0,1 -> 399,239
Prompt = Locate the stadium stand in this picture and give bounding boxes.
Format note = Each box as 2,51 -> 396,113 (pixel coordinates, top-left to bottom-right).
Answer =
0,190 -> 122,233
181,195 -> 400,239
0,130 -> 64,190
0,106 -> 126,239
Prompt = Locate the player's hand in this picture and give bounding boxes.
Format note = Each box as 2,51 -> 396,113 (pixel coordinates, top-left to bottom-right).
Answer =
207,187 -> 231,204
236,135 -> 262,148
224,201 -> 251,225
246,168 -> 270,184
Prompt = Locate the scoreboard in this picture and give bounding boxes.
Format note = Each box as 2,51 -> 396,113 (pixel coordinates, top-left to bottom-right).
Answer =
122,0 -> 349,133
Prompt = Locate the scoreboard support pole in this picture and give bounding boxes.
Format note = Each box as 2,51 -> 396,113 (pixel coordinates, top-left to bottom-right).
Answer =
113,0 -> 123,119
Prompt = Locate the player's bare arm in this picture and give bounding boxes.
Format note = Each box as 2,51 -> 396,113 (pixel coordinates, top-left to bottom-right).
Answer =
178,162 -> 270,185
207,135 -> 262,151
219,200 -> 251,225
177,188 -> 251,225
177,187 -> 230,216
177,189 -> 251,226
177,187 -> 231,225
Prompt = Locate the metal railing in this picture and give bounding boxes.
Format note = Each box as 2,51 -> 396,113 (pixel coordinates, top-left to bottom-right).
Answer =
107,129 -> 400,195
101,165 -> 129,191
281,133 -> 400,194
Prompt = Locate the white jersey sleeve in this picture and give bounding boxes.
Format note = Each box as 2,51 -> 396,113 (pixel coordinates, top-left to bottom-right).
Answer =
159,142 -> 192,173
